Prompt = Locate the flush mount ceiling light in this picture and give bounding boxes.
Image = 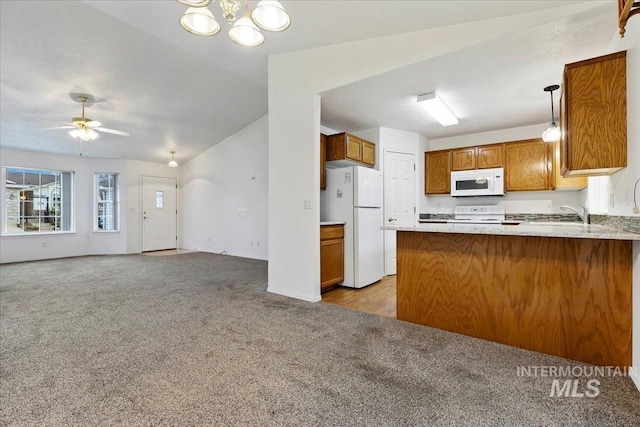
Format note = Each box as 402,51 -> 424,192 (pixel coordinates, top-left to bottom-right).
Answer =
176,0 -> 290,47
417,92 -> 459,127
542,84 -> 561,143
168,151 -> 178,168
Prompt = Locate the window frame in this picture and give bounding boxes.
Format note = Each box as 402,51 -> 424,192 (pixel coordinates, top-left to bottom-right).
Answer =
2,166 -> 75,236
94,172 -> 120,232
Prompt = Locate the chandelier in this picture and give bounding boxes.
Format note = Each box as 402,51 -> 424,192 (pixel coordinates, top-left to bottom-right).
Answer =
176,0 -> 291,47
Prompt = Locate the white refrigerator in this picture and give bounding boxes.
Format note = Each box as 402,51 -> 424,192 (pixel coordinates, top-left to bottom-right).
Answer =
321,166 -> 384,288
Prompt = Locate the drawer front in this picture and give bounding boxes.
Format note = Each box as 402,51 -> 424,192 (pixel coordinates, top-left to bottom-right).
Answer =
320,225 -> 344,240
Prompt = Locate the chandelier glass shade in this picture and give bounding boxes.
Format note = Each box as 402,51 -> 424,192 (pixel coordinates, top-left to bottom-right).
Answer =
176,0 -> 290,47
180,7 -> 221,36
251,1 -> 291,32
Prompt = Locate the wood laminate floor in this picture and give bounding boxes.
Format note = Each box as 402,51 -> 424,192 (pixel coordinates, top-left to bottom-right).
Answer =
321,275 -> 397,318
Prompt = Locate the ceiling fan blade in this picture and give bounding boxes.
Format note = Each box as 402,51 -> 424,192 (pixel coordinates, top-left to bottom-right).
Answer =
95,127 -> 130,136
85,120 -> 102,128
42,125 -> 76,130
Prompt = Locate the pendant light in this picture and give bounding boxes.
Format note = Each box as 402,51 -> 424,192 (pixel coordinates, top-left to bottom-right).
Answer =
168,151 -> 178,168
251,1 -> 291,32
542,84 -> 560,142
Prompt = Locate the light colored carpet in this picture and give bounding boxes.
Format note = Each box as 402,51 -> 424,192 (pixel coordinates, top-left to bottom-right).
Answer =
0,252 -> 638,426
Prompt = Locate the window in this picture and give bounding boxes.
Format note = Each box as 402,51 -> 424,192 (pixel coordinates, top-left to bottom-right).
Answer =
4,167 -> 74,234
95,173 -> 119,231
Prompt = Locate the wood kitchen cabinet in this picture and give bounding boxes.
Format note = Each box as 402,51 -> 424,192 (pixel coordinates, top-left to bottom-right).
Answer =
326,132 -> 376,167
320,133 -> 327,190
451,147 -> 476,171
504,138 -> 552,191
320,224 -> 344,294
560,51 -> 627,176
424,150 -> 451,195
553,140 -> 586,190
451,144 -> 504,171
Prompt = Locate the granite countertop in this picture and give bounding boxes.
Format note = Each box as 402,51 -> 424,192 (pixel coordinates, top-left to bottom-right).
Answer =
320,221 -> 346,226
383,223 -> 640,241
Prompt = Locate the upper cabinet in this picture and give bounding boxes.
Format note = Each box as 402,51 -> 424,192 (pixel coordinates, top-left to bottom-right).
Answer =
560,51 -> 627,177
326,132 -> 376,167
452,144 -> 504,171
425,150 -> 451,195
504,139 -> 552,191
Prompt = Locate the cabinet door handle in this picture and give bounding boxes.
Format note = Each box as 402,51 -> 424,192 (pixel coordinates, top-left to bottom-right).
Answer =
388,217 -> 397,222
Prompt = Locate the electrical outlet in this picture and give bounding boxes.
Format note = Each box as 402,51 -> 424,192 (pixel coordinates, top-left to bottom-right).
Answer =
42,242 -> 47,248
250,241 -> 254,247
304,199 -> 312,209
256,241 -> 260,247
634,207 -> 639,214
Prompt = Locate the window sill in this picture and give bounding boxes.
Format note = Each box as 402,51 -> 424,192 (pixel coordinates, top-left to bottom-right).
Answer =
1,231 -> 77,238
92,230 -> 121,234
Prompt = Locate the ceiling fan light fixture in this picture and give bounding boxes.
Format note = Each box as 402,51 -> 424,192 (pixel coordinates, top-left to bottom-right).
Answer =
168,151 -> 178,168
180,7 -> 221,36
69,128 -> 98,142
228,12 -> 264,47
417,92 -> 459,127
251,1 -> 291,32
542,84 -> 560,142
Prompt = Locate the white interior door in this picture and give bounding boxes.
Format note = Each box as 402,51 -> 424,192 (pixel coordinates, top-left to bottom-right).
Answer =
142,176 -> 177,252
383,151 -> 415,275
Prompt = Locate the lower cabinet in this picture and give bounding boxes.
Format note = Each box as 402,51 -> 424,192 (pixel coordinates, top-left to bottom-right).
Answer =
320,224 -> 344,294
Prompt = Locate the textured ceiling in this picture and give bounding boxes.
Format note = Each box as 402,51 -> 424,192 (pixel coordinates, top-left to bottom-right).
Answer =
0,1 -> 612,163
320,3 -> 619,139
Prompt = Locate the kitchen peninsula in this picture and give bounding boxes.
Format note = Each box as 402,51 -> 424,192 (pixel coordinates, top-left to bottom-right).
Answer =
387,223 -> 640,367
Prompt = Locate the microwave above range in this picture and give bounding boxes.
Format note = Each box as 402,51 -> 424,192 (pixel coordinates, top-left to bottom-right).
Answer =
450,167 -> 505,197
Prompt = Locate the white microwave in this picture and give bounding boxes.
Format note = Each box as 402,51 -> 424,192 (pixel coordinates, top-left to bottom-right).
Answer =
450,167 -> 505,197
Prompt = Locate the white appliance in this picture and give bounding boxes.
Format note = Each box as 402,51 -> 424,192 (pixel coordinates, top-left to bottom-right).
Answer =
321,166 -> 383,288
447,205 -> 506,224
450,167 -> 505,197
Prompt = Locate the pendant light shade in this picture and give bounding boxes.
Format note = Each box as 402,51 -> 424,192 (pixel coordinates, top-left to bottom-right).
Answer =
180,7 -> 221,36
176,0 -> 212,7
542,84 -> 560,143
168,151 -> 178,168
251,1 -> 291,32
228,12 -> 264,47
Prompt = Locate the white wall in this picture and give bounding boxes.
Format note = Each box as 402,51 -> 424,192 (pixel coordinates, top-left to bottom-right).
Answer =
181,116 -> 268,260
268,5 -> 595,302
424,123 -> 585,215
0,147 -> 178,263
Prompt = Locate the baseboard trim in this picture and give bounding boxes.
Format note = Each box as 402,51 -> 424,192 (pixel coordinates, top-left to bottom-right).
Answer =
267,287 -> 321,303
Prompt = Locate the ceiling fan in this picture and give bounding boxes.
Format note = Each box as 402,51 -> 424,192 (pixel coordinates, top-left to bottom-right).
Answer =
46,95 -> 130,141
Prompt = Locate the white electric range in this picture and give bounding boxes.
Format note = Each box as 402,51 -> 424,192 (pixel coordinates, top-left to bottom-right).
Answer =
447,205 -> 506,225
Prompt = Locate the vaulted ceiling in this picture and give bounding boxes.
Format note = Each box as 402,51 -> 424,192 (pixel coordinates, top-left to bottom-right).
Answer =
0,1 -> 617,163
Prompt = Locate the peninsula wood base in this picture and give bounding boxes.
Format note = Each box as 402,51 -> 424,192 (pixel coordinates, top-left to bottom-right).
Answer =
396,231 -> 632,367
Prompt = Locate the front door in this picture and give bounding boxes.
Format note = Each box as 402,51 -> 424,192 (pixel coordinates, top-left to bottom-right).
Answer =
142,176 -> 177,252
383,151 -> 415,275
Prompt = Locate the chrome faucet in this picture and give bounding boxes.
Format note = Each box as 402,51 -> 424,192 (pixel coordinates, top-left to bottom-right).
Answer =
560,204 -> 590,225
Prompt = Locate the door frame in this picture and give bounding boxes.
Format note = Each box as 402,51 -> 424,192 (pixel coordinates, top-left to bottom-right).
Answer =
140,175 -> 178,253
